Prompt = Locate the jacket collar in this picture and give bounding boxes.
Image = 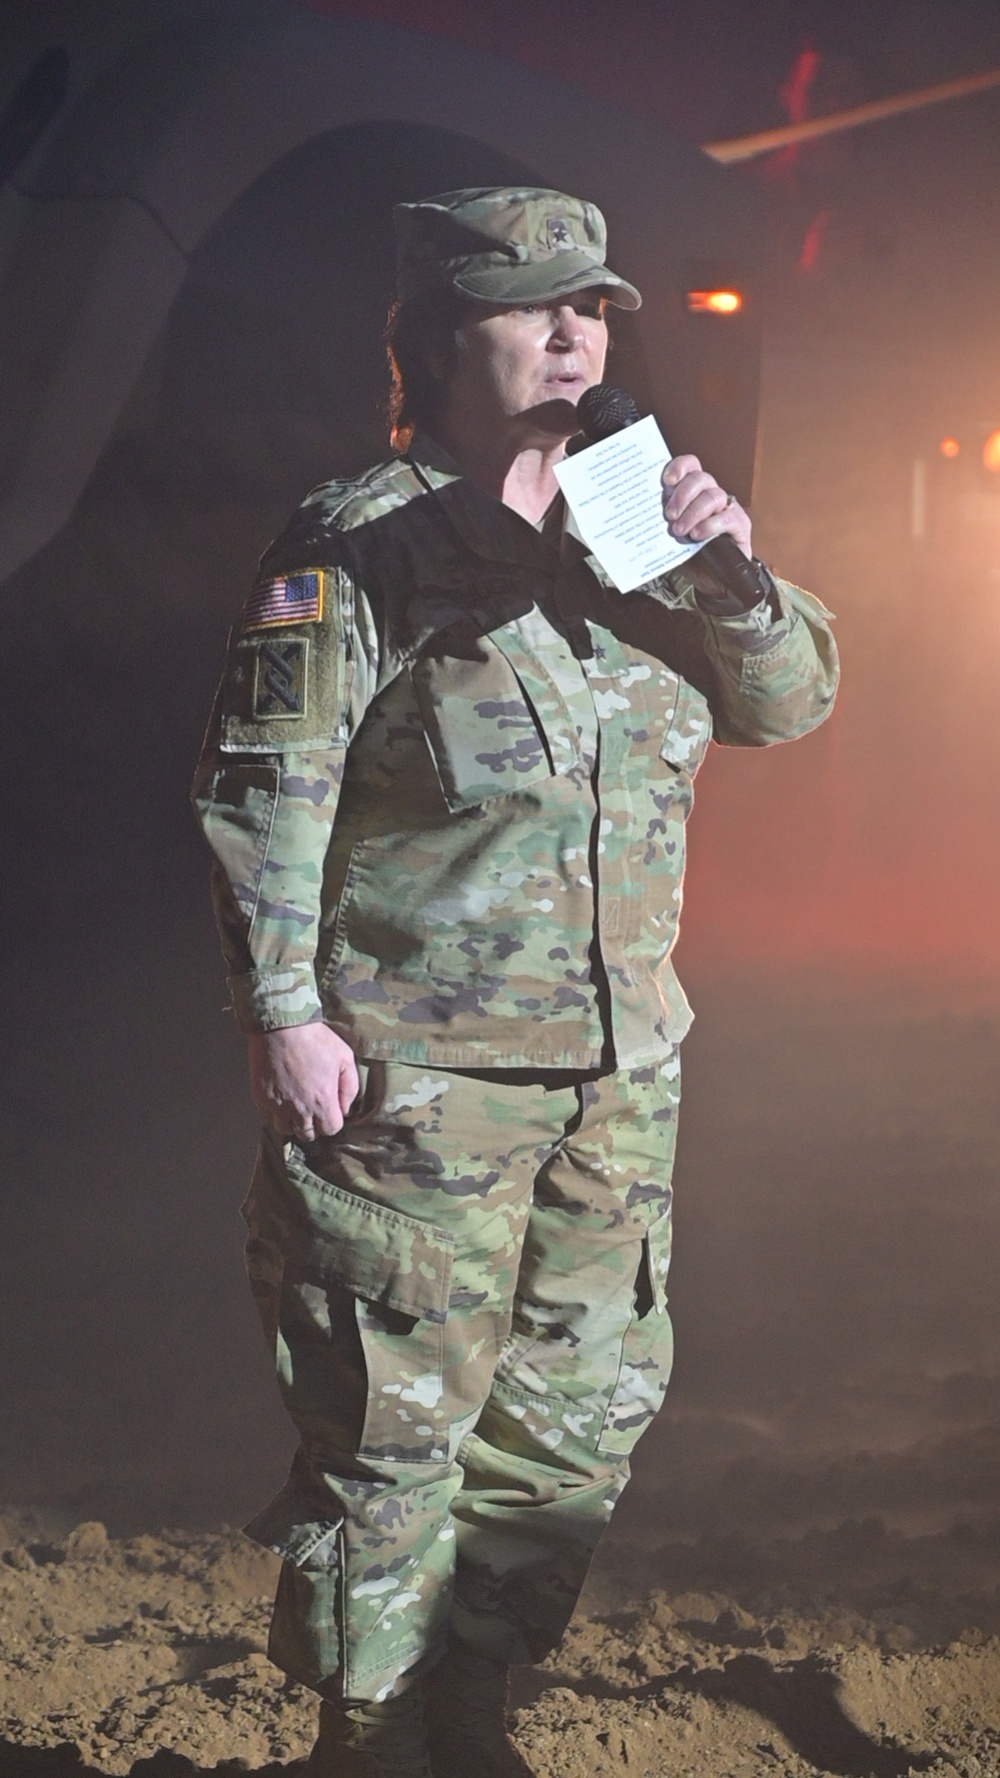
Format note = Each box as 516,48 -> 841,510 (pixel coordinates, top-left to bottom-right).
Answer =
404,430 -> 562,576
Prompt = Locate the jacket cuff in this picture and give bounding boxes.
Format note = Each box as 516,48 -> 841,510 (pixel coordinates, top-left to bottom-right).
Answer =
227,965 -> 324,1035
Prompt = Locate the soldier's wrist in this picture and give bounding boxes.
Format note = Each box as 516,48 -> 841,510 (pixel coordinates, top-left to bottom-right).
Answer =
227,965 -> 324,1034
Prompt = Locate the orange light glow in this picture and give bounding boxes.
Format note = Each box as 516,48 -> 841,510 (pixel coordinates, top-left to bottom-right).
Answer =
983,430 -> 1000,473
686,289 -> 743,314
939,436 -> 960,458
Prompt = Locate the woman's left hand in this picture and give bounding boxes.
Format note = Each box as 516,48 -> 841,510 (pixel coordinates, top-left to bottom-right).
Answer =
662,455 -> 753,560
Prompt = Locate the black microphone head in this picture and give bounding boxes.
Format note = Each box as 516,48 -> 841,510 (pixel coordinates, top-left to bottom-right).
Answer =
577,384 -> 640,442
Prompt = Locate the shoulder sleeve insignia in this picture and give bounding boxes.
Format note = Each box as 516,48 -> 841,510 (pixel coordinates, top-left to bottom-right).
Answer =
243,569 -> 324,632
253,638 -> 308,719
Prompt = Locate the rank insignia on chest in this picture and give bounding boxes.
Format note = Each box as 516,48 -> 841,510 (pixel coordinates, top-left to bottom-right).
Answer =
252,637 -> 308,719
243,569 -> 324,632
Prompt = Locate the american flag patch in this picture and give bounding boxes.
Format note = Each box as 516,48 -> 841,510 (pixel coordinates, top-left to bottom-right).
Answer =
243,569 -> 324,632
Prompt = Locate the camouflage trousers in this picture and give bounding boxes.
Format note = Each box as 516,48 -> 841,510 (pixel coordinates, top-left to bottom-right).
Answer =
241,1053 -> 680,1703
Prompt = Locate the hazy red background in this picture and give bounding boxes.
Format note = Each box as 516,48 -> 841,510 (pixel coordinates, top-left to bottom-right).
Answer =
291,0 -> 1000,985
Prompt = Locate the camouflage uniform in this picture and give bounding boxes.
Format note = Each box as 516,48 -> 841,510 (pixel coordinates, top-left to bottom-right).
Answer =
192,189 -> 839,1705
239,1057 -> 681,1702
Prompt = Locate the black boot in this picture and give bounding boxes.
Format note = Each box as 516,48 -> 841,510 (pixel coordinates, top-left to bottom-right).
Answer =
304,1684 -> 434,1778
425,1644 -> 534,1778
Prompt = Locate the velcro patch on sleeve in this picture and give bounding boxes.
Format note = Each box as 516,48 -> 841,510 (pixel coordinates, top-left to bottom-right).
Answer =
243,569 -> 324,632
253,638 -> 308,719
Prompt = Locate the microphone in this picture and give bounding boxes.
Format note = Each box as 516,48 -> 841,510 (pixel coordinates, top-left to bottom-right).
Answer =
576,384 -> 771,609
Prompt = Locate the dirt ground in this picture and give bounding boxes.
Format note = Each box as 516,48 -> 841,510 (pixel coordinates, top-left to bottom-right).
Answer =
2,1501 -> 1000,1778
3,986 -> 1000,1778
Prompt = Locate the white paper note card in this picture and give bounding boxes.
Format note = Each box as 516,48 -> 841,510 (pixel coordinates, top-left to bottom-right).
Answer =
554,414 -> 701,593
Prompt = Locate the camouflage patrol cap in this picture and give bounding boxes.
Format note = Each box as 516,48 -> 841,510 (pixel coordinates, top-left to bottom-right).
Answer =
393,186 -> 642,310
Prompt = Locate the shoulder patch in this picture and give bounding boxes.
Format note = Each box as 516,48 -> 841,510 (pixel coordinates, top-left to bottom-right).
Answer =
253,638 -> 308,719
243,569 -> 324,633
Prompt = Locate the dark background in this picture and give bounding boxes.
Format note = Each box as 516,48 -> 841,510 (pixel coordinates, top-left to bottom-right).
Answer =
2,0 -> 1000,1549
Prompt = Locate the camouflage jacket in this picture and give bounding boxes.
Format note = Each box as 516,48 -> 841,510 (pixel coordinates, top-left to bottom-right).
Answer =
192,435 -> 838,1069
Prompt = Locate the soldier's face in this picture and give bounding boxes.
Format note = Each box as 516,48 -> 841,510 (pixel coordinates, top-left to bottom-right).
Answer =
442,293 -> 608,442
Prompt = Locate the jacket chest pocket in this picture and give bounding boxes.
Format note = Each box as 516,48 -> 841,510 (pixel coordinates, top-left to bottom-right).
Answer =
409,613 -> 594,812
580,629 -> 711,779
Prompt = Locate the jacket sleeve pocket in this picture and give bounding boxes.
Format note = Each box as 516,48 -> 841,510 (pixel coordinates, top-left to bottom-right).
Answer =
219,607 -> 349,755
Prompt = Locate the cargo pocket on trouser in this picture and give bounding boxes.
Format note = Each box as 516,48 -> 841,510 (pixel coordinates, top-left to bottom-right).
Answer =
242,1136 -> 461,1699
241,1153 -> 288,1354
596,1211 -> 674,1458
244,1492 -> 345,1696
280,1139 -> 455,1465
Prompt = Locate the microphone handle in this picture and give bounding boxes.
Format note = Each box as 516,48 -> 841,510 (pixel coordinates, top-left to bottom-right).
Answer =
692,533 -> 774,609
